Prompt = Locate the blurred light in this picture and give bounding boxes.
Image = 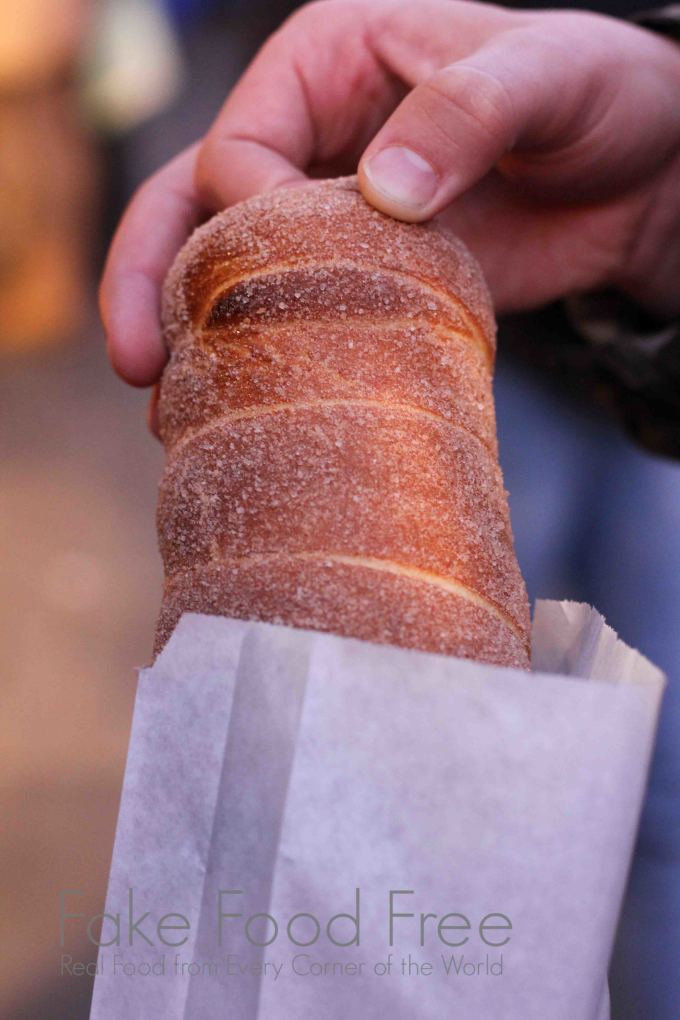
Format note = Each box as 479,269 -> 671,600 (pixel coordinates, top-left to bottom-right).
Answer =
41,549 -> 107,614
80,0 -> 184,133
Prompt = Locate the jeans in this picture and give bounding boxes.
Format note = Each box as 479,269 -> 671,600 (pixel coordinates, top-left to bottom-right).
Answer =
495,358 -> 680,1019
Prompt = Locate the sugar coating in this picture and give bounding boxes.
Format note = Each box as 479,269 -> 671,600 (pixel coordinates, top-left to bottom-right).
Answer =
161,176 -> 495,350
156,176 -> 530,667
158,559 -> 530,671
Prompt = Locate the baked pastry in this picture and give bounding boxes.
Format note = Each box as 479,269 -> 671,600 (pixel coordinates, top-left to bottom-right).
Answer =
156,176 -> 531,668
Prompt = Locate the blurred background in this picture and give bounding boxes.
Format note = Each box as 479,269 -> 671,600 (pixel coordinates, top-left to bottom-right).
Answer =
0,0 -> 677,1017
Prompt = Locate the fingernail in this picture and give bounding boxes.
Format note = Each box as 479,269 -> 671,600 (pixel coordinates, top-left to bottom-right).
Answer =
363,147 -> 438,211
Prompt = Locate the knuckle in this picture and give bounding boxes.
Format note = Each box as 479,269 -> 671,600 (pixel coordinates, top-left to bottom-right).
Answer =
278,0 -> 373,40
133,177 -> 159,213
426,65 -> 515,149
280,0 -> 341,31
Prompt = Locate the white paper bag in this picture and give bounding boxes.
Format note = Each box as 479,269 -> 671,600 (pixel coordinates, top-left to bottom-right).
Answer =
88,601 -> 664,1019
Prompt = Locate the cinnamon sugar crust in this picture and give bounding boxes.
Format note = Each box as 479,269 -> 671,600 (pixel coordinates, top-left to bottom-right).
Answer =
156,176 -> 530,667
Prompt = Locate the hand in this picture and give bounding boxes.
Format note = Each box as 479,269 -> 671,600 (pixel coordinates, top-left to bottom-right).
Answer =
101,0 -> 680,389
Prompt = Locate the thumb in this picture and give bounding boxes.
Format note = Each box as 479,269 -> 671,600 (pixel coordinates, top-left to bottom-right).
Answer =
358,31 -> 588,222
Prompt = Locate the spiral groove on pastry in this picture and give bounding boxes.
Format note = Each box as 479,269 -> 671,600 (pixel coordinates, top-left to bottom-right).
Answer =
157,176 -> 530,668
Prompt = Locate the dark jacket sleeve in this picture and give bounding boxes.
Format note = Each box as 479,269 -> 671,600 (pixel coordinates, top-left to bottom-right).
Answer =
499,294 -> 680,458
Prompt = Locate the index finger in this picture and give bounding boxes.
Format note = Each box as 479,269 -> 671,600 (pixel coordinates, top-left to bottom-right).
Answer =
194,0 -> 404,209
100,145 -> 203,387
194,28 -> 318,210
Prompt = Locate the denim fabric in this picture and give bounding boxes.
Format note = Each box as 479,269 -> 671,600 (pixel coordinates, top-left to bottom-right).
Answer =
495,357 -> 680,1019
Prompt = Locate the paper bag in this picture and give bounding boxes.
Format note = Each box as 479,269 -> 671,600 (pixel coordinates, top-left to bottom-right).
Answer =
88,600 -> 664,1019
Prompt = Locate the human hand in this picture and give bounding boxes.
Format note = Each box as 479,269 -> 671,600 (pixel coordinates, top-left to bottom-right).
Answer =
101,0 -> 680,389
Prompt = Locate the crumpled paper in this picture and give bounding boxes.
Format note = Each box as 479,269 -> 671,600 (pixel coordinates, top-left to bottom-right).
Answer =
89,601 -> 664,1020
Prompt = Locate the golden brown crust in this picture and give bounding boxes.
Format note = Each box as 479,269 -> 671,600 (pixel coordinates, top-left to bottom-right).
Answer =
159,319 -> 496,453
156,176 -> 530,668
162,175 -> 495,357
157,557 -> 530,671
